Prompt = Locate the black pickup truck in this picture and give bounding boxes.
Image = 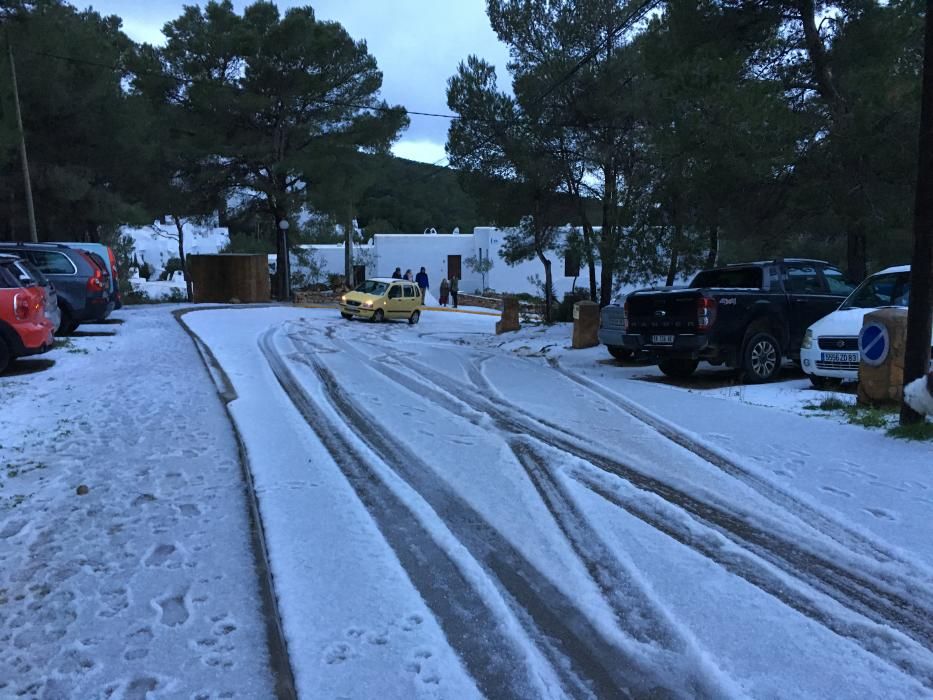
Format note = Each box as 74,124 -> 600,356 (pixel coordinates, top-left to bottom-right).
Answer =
598,259 -> 855,382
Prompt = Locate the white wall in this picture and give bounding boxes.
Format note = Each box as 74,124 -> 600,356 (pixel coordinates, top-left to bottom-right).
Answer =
295,227 -> 602,297
371,233 -> 477,292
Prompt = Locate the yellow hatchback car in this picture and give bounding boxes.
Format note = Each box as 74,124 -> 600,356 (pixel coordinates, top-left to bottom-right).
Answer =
340,278 -> 422,324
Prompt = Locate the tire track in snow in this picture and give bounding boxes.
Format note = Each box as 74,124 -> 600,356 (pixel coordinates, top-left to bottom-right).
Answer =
280,327 -> 730,699
318,333 -> 933,688
455,355 -> 933,654
545,356 -> 931,575
258,330 -> 547,699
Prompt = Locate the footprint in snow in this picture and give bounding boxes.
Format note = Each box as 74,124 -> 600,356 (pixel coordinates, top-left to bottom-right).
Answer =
862,507 -> 896,521
820,486 -> 852,498
401,613 -> 424,631
144,543 -> 179,568
323,642 -> 353,665
155,591 -> 189,627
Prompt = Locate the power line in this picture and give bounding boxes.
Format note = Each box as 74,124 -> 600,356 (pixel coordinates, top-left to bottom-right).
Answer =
18,46 -> 464,122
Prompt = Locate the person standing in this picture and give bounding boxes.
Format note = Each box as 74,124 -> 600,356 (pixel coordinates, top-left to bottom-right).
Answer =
439,277 -> 450,307
403,269 -> 413,281
391,267 -> 402,279
415,266 -> 429,299
450,275 -> 459,308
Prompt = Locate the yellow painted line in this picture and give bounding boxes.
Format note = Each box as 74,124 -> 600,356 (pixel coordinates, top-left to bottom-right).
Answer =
295,303 -> 500,317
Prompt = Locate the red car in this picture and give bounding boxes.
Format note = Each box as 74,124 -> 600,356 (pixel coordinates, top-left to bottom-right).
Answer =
0,254 -> 55,374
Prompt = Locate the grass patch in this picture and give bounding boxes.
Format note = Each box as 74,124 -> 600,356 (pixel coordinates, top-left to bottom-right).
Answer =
887,421 -> 933,442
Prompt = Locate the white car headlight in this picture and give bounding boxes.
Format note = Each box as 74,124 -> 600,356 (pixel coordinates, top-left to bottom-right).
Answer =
362,300 -> 373,308
802,329 -> 813,349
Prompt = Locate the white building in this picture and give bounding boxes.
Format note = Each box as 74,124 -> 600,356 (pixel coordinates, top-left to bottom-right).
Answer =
294,227 -> 597,297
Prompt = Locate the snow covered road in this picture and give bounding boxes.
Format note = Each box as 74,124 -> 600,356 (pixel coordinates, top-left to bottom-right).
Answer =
0,308 -> 279,699
184,306 -> 933,699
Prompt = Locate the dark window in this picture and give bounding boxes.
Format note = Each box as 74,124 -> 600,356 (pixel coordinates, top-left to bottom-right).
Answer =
691,267 -> 763,289
823,267 -> 856,296
388,285 -> 402,299
0,263 -> 19,288
784,264 -> 825,294
841,271 -> 911,309
403,284 -> 416,298
27,250 -> 76,275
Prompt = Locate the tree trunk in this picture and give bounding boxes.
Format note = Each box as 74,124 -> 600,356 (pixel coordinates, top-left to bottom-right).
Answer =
599,162 -> 617,307
580,216 -> 598,301
344,201 -> 353,286
902,6 -> 933,426
173,216 -> 193,302
846,222 -> 868,283
536,249 -> 554,324
707,224 -> 719,268
666,223 -> 683,287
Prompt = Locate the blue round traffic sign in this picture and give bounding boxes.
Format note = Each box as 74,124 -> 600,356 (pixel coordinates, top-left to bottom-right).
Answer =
859,322 -> 890,367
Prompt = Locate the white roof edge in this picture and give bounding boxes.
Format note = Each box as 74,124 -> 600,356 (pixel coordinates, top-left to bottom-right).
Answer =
876,264 -> 910,275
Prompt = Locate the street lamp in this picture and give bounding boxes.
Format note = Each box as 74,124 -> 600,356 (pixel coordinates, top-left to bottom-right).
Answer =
277,217 -> 290,301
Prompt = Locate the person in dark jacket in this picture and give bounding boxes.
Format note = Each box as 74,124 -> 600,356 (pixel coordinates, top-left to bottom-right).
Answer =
391,267 -> 402,279
450,275 -> 459,308
415,267 -> 429,298
439,277 -> 450,306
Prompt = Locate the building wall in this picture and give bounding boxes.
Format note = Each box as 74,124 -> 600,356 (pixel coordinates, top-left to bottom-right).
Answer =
294,228 -> 601,297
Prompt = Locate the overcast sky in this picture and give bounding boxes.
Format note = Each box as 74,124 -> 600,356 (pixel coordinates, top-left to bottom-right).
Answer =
85,0 -> 513,165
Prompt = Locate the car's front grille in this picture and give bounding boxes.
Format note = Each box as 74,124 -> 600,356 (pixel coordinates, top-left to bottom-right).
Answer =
345,300 -> 361,307
816,360 -> 860,371
818,336 -> 858,351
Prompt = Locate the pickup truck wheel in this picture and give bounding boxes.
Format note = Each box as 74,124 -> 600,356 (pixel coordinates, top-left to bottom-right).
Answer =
658,358 -> 698,379
742,332 -> 782,383
0,337 -> 10,374
608,345 -> 634,362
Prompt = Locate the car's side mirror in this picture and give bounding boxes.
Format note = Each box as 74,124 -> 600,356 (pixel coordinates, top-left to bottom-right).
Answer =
18,275 -> 33,285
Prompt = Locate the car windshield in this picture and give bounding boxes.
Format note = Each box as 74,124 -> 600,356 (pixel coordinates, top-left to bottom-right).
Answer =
354,280 -> 388,296
691,267 -> 762,289
840,271 -> 911,309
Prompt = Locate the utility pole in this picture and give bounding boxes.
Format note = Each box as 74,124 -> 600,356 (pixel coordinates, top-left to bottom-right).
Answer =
901,5 -> 933,426
7,33 -> 38,243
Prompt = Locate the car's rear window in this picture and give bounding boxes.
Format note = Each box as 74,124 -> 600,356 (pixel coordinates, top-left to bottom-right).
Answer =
15,259 -> 48,286
26,250 -> 76,275
691,267 -> 763,289
0,263 -> 20,288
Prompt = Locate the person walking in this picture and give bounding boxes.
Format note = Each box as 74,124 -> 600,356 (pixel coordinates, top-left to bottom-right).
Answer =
439,277 -> 450,307
391,267 -> 402,279
415,267 -> 429,300
450,275 -> 459,308
403,269 -> 413,281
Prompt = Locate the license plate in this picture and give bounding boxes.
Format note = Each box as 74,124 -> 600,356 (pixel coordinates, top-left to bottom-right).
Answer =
651,335 -> 675,345
822,352 -> 860,363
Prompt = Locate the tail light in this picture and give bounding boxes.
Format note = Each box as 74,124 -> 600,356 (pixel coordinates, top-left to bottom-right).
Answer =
697,297 -> 717,330
623,299 -> 630,332
13,292 -> 29,320
87,267 -> 106,293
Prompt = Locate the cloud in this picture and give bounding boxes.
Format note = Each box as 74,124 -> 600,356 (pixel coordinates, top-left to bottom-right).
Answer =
89,0 -> 511,161
391,140 -> 447,165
